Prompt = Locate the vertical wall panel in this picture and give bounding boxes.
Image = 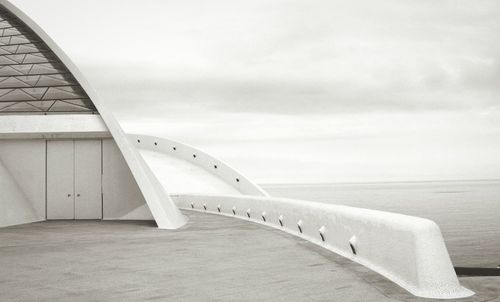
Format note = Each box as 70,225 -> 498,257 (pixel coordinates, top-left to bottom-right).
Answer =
0,156 -> 39,227
102,139 -> 151,220
0,139 -> 46,220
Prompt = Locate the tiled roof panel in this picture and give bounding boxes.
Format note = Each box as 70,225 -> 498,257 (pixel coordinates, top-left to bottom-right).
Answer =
0,5 -> 96,114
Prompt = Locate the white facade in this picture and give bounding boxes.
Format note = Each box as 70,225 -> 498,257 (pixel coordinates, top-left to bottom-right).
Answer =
0,133 -> 154,226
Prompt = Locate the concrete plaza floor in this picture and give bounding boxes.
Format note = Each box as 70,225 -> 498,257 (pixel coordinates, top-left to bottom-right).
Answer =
0,211 -> 498,302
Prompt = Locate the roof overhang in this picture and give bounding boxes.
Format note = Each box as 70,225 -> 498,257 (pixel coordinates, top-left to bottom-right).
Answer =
0,114 -> 110,139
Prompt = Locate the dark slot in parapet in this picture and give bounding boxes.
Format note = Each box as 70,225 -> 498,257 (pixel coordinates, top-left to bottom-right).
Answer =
454,267 -> 500,277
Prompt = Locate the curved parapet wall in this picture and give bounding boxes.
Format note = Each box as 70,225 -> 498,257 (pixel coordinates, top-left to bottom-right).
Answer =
1,1 -> 187,229
173,194 -> 474,299
129,134 -> 268,197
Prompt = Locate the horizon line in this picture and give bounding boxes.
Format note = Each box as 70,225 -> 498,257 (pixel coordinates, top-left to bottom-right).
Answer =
259,178 -> 500,187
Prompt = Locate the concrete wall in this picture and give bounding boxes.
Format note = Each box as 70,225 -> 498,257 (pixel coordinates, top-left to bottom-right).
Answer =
0,156 -> 40,227
102,139 -> 152,220
0,115 -> 153,221
0,139 -> 46,226
0,138 -> 157,226
173,194 -> 474,299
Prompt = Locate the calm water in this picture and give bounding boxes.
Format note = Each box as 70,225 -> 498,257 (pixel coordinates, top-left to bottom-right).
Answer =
262,180 -> 500,268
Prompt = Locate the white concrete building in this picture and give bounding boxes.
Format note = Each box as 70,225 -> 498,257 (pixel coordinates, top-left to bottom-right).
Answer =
0,1 -> 267,230
0,1 -> 475,299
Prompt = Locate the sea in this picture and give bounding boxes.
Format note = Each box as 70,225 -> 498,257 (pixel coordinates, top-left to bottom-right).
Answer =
262,180 -> 500,268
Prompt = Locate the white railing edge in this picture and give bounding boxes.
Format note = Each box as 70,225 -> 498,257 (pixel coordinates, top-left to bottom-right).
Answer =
170,193 -> 475,299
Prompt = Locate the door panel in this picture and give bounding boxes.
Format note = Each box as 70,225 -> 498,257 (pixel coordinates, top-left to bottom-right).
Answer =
74,140 -> 102,219
47,140 -> 74,219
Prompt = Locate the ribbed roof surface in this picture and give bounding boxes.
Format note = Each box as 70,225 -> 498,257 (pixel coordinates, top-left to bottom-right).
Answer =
0,5 -> 96,114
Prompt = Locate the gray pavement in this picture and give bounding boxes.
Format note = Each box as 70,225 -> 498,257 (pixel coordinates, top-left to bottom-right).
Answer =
0,211 -> 498,302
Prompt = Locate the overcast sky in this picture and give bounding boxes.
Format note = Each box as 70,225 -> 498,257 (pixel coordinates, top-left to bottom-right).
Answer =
12,0 -> 500,183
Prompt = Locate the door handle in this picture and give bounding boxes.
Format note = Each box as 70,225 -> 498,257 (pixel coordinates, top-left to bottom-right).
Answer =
77,194 -> 81,197
67,194 -> 71,197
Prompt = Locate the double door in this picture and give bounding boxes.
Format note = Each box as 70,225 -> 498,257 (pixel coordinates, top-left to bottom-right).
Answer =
46,140 -> 102,219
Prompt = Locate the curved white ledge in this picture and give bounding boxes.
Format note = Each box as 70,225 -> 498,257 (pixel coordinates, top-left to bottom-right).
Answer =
172,194 -> 474,299
1,0 -> 187,229
129,133 -> 268,197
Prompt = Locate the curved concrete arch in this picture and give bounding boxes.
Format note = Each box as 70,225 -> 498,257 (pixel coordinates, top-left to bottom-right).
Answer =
173,193 -> 474,300
0,0 -> 187,229
130,133 -> 268,197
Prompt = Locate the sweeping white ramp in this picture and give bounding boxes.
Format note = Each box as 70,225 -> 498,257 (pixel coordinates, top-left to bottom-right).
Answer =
172,194 -> 474,299
129,134 -> 268,197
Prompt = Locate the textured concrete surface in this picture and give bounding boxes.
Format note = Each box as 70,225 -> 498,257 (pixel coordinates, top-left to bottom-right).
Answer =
0,211 -> 498,302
